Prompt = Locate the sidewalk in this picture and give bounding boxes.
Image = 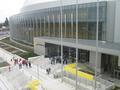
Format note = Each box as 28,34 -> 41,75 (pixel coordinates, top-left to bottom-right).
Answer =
23,65 -> 75,90
0,77 -> 8,90
0,48 -> 75,90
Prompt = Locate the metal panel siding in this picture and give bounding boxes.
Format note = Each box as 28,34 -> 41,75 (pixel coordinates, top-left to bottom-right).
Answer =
106,1 -> 115,42
114,0 -> 120,43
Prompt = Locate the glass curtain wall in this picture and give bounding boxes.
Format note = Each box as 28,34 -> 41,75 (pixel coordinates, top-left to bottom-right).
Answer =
10,1 -> 107,45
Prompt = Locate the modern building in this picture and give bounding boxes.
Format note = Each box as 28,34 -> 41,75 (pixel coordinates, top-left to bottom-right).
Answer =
9,0 -> 120,80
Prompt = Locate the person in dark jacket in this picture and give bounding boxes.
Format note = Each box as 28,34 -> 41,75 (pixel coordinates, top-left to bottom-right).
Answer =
28,61 -> 32,68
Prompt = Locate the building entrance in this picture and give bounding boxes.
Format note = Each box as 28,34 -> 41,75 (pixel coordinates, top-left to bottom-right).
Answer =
62,46 -> 89,63
45,43 -> 89,64
101,54 -> 120,79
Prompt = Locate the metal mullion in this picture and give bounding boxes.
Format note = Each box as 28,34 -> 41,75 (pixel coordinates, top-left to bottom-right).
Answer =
33,18 -> 35,37
53,15 -> 55,37
29,18 -> 32,41
35,17 -> 38,37
48,16 -> 50,37
23,18 -> 25,40
71,13 -> 74,38
59,15 -> 61,38
40,17 -> 42,36
65,14 -> 66,38
43,16 -> 46,36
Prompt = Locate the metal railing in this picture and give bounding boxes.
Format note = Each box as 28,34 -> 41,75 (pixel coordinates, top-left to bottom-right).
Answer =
63,71 -> 114,90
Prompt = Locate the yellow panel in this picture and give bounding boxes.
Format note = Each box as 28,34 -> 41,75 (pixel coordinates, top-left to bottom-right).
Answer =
64,64 -> 94,81
26,80 -> 40,90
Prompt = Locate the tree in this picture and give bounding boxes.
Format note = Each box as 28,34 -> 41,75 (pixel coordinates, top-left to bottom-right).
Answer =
4,17 -> 9,27
0,23 -> 3,28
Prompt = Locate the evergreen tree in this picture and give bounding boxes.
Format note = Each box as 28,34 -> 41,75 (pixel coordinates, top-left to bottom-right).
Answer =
4,17 -> 9,27
0,23 -> 3,28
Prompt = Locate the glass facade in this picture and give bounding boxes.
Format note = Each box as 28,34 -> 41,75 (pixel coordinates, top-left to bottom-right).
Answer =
10,2 -> 107,45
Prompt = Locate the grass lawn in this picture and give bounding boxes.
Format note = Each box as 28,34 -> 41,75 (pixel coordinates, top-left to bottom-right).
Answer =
1,37 -> 33,52
18,52 -> 38,59
1,37 -> 38,59
113,86 -> 120,90
0,62 -> 9,67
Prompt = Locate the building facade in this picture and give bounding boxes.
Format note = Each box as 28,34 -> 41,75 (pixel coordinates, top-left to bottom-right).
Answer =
9,0 -> 120,80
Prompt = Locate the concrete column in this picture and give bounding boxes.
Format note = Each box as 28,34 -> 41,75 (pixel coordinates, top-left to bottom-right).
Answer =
45,47 -> 48,57
34,38 -> 45,56
89,51 -> 101,73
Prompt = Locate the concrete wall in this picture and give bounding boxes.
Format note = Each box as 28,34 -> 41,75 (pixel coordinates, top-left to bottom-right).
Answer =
114,0 -> 120,43
89,51 -> 101,73
118,56 -> 120,67
0,48 -> 14,63
34,38 -> 45,55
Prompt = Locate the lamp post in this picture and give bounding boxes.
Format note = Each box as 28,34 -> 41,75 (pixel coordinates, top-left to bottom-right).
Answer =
95,0 -> 99,90
75,0 -> 79,90
60,0 -> 63,82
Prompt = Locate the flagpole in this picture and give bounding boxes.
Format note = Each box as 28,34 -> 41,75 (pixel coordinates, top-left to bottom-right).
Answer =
76,0 -> 78,90
95,0 -> 99,90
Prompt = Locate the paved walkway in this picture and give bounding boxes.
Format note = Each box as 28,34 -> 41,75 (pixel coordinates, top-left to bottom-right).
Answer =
0,77 -> 8,90
0,64 -> 75,90
23,65 -> 75,90
0,35 -> 73,90
0,34 -> 9,40
0,53 -> 75,90
0,44 -> 115,90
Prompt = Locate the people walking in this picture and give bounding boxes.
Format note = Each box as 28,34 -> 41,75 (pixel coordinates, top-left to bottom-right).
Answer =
46,67 -> 51,75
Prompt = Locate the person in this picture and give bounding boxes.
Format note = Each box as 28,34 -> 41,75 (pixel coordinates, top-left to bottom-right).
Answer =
46,68 -> 51,75
18,60 -> 22,69
16,59 -> 18,64
50,57 -> 53,64
19,58 -> 21,62
14,59 -> 17,66
22,60 -> 25,66
25,60 -> 28,68
8,65 -> 11,72
51,57 -> 55,65
46,68 -> 49,74
28,61 -> 32,68
11,59 -> 12,62
48,68 -> 51,74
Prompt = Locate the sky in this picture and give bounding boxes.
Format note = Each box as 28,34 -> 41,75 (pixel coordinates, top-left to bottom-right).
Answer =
0,0 -> 25,23
0,0 -> 57,23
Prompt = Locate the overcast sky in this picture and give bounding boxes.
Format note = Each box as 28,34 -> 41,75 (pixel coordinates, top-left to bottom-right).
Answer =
0,0 -> 25,23
0,0 -> 58,23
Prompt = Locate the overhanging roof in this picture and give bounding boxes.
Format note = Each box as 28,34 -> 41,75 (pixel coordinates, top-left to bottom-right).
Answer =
34,37 -> 120,56
21,0 -> 108,13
